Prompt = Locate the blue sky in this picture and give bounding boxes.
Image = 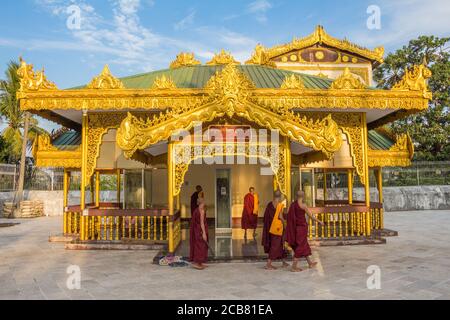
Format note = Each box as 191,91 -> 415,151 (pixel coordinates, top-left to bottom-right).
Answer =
1,0 -> 449,131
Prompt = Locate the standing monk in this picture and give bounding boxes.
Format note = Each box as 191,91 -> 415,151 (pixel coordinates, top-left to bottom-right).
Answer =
242,187 -> 258,239
189,197 -> 208,270
190,185 -> 203,216
262,190 -> 289,270
286,190 -> 324,272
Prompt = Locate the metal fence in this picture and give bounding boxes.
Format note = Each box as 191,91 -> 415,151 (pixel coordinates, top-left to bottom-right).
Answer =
1,161 -> 449,192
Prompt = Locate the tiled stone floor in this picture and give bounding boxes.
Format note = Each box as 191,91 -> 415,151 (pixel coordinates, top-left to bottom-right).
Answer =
1,210 -> 449,300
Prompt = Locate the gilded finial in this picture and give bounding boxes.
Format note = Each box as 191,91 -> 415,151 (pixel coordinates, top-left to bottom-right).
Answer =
170,52 -> 201,69
245,44 -> 276,67
330,67 -> 366,89
152,75 -> 177,89
280,74 -> 305,89
87,65 -> 124,89
392,63 -> 432,99
16,57 -> 58,92
206,50 -> 240,65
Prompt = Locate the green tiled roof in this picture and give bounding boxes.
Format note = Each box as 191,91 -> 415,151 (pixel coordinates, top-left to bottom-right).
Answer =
74,65 -> 333,90
53,129 -> 395,151
53,131 -> 81,150
368,130 -> 395,150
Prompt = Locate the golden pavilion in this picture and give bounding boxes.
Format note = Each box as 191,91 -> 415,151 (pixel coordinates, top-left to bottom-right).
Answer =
19,26 -> 431,254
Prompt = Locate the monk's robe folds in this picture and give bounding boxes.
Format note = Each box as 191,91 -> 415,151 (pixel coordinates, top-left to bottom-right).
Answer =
242,193 -> 258,230
190,206 -> 209,263
262,202 -> 286,260
286,201 -> 312,258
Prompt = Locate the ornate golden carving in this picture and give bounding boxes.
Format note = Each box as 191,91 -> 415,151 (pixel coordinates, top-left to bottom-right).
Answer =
170,52 -> 201,69
393,64 -> 432,99
206,50 -> 240,65
280,74 -> 305,89
263,25 -> 384,63
17,57 -> 58,92
33,135 -> 81,168
368,133 -> 414,167
205,64 -> 255,110
172,143 -> 287,196
87,65 -> 124,89
330,68 -> 366,90
152,75 -> 177,89
85,112 -> 127,185
245,44 -> 277,67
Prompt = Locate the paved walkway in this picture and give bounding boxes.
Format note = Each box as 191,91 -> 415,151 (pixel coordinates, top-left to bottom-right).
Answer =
1,210 -> 449,300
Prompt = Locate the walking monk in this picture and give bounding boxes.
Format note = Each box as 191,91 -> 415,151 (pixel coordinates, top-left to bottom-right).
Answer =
286,190 -> 324,272
190,185 -> 203,216
262,190 -> 289,270
242,187 -> 259,239
189,197 -> 209,270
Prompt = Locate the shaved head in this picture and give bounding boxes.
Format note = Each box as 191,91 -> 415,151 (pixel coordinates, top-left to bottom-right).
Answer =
297,190 -> 305,199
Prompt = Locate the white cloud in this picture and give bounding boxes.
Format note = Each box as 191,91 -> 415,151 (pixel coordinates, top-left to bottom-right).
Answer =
247,0 -> 272,23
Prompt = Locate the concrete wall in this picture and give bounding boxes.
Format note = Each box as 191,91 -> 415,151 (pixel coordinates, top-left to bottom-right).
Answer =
1,185 -> 449,217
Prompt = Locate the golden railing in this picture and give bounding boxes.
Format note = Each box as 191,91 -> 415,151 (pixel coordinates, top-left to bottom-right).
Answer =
370,202 -> 384,230
307,205 -> 371,240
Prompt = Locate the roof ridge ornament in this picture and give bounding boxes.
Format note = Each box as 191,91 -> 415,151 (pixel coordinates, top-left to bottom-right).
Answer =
245,44 -> 276,67
152,75 -> 177,89
87,65 -> 124,89
206,49 -> 240,65
205,64 -> 255,113
392,63 -> 432,99
17,57 -> 58,92
170,52 -> 201,69
330,67 -> 366,89
280,74 -> 305,89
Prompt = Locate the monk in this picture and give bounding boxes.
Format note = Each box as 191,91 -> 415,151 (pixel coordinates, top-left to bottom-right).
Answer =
286,190 -> 324,272
189,197 -> 209,270
262,190 -> 289,270
242,187 -> 259,239
190,185 -> 203,216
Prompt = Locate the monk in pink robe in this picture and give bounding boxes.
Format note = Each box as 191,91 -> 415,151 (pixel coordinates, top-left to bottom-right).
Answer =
189,197 -> 209,270
262,191 -> 289,270
286,190 -> 324,272
241,187 -> 258,239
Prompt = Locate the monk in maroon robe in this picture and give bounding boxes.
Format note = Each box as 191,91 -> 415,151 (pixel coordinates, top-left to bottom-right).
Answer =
190,185 -> 203,216
241,187 -> 258,239
262,191 -> 289,270
286,190 -> 324,272
189,197 -> 208,270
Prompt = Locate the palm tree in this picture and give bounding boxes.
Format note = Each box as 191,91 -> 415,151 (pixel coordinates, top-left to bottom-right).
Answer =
0,60 -> 48,214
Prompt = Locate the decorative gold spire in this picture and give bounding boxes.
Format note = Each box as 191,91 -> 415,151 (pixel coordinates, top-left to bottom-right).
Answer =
17,57 -> 58,92
87,65 -> 124,89
206,50 -> 240,65
392,63 -> 432,99
205,64 -> 255,111
245,44 -> 276,67
330,67 -> 366,89
152,75 -> 177,89
170,52 -> 201,69
280,74 -> 305,89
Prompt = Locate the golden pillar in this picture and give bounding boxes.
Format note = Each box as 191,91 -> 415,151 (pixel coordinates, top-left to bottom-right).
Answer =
347,169 -> 353,205
63,169 -> 69,234
167,141 -> 175,253
80,112 -> 88,240
116,169 -> 121,207
284,137 -> 292,204
376,168 -> 383,204
90,175 -> 95,206
362,113 -> 371,236
95,171 -> 100,207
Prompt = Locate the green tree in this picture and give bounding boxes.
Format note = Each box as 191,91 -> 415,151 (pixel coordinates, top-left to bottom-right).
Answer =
0,61 -> 48,163
0,135 -> 12,162
374,36 -> 450,161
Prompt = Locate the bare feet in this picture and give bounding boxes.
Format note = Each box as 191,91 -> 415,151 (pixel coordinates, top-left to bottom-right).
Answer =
264,265 -> 277,270
308,261 -> 318,268
291,267 -> 303,272
282,262 -> 290,268
192,263 -> 205,270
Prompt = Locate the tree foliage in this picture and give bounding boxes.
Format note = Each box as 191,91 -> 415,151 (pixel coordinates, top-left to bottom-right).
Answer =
374,36 -> 450,161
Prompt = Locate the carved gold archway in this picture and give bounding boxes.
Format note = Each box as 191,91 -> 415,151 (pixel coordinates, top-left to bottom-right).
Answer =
172,142 -> 288,196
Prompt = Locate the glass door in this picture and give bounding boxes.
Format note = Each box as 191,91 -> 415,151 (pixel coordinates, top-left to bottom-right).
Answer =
215,169 -> 231,233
